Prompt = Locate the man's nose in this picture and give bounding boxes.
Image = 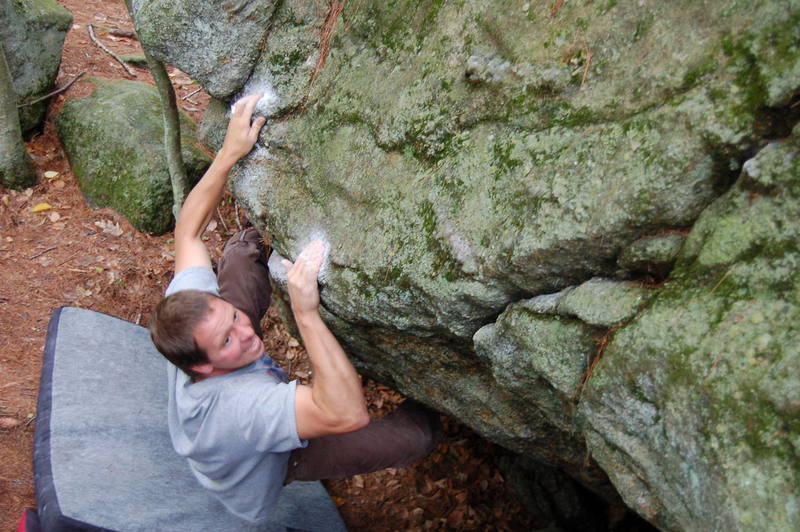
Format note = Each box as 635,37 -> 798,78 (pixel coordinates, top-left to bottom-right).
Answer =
237,319 -> 254,339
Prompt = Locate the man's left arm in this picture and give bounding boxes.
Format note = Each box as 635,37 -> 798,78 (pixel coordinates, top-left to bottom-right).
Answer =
173,93 -> 266,274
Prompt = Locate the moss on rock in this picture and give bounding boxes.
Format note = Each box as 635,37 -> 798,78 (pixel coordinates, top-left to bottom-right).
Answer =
56,79 -> 211,235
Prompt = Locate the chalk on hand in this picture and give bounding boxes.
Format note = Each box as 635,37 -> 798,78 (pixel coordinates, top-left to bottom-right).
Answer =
268,235 -> 331,286
231,79 -> 280,118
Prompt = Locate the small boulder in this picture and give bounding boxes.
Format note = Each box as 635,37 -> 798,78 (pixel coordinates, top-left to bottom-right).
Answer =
56,79 -> 211,235
0,0 -> 72,133
558,278 -> 655,328
617,233 -> 686,277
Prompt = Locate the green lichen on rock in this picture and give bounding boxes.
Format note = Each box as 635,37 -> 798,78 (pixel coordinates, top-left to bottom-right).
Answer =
135,0 -> 800,527
558,278 -> 655,327
474,303 -> 601,434
130,0 -> 276,99
0,0 -> 72,132
56,79 -> 211,234
579,136 -> 800,530
617,233 -> 686,277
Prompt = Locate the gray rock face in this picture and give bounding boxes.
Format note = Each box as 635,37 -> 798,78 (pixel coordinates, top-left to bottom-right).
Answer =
0,0 -> 72,133
130,0 -> 277,99
617,233 -> 686,278
558,278 -> 654,328
131,0 -> 800,528
56,79 -> 211,234
580,136 -> 800,530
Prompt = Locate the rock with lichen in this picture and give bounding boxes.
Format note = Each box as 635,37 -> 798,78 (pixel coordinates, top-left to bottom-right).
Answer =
617,233 -> 686,277
579,135 -> 800,530
56,79 -> 211,234
0,0 -> 72,133
132,0 -> 800,528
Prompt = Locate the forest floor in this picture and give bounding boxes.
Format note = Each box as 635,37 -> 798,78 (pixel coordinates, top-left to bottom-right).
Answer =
0,1 -> 541,530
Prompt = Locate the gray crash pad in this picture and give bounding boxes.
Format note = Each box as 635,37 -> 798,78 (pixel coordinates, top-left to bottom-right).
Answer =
34,306 -> 347,532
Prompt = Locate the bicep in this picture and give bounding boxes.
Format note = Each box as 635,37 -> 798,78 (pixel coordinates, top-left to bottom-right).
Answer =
174,236 -> 212,274
294,384 -> 357,440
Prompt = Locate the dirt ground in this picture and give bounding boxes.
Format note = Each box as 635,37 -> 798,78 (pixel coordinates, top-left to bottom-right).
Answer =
0,1 -> 544,530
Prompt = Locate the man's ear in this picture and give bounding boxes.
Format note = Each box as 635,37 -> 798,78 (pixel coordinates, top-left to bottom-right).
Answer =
191,362 -> 215,376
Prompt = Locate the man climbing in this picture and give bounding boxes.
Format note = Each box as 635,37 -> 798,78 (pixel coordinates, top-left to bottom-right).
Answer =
149,93 -> 439,523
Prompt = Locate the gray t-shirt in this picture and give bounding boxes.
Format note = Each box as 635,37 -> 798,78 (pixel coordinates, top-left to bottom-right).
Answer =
165,266 -> 306,523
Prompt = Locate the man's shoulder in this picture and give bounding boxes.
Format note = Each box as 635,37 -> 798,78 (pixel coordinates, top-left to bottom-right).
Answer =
165,265 -> 220,297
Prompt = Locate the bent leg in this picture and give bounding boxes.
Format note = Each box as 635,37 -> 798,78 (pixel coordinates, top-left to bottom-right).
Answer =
217,227 -> 271,337
284,400 -> 441,483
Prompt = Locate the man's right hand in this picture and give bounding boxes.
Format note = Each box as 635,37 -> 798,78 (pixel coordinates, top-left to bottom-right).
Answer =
218,93 -> 267,164
282,240 -> 325,317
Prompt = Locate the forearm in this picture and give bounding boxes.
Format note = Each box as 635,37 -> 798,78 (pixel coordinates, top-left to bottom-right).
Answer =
174,151 -> 237,242
295,310 -> 367,427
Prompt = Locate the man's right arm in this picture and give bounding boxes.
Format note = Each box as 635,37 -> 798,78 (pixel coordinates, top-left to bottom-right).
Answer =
283,241 -> 370,439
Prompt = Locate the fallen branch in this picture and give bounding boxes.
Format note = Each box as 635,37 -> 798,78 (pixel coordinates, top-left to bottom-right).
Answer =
216,206 -> 229,233
17,72 -> 85,107
234,201 -> 243,231
28,245 -> 58,260
107,27 -> 137,39
88,24 -> 136,76
182,88 -> 201,101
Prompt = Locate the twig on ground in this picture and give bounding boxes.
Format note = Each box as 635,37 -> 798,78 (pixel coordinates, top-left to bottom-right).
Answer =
182,88 -> 201,101
88,24 -> 136,76
216,206 -> 229,233
28,246 -> 58,260
235,201 -> 243,231
551,0 -> 565,16
107,27 -> 137,39
18,72 -> 85,107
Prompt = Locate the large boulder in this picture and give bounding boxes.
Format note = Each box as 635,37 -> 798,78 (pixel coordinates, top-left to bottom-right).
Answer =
56,79 -> 211,234
0,0 -> 72,133
129,0 -> 277,99
580,132 -> 800,530
131,0 -> 800,527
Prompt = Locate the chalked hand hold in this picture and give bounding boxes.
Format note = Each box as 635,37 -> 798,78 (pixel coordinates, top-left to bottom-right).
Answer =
268,236 -> 331,287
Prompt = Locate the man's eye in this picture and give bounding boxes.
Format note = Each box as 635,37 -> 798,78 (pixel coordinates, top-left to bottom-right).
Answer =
224,336 -> 231,345
234,311 -> 238,321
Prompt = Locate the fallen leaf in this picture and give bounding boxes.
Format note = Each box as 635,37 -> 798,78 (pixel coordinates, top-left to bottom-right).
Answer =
207,219 -> 218,232
53,179 -> 66,189
0,416 -> 21,429
49,211 -> 61,222
95,219 -> 124,237
44,170 -> 59,179
287,338 -> 299,347
24,188 -> 34,198
32,202 -> 53,212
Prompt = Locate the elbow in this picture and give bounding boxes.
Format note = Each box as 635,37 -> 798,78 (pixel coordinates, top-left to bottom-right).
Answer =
352,408 -> 370,431
336,408 -> 370,434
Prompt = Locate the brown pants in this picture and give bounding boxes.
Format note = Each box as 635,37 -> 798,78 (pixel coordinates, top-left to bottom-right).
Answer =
217,228 -> 441,483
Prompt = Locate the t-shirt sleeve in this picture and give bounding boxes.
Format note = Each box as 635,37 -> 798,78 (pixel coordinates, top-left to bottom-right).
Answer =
165,266 -> 220,297
232,379 -> 306,453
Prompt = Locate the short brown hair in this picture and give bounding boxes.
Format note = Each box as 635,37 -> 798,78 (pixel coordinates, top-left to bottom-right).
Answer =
149,290 -> 217,379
